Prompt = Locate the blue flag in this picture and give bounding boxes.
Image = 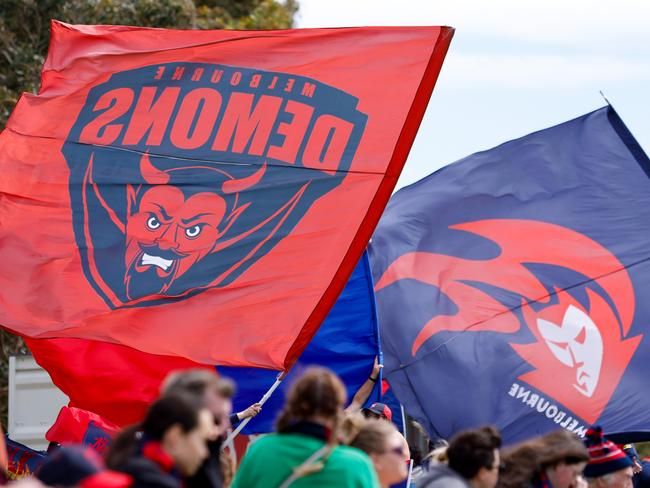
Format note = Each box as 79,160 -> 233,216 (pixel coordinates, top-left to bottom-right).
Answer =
6,438 -> 46,478
382,381 -> 406,435
370,107 -> 650,443
220,251 -> 380,434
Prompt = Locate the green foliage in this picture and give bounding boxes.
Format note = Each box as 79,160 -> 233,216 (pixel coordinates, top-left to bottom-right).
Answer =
57,0 -> 197,28
194,0 -> 298,30
638,442 -> 650,459
232,0 -> 298,29
0,0 -> 298,428
0,0 -> 298,129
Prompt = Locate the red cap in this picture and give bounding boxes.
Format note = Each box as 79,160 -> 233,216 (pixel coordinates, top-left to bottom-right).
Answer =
366,402 -> 393,421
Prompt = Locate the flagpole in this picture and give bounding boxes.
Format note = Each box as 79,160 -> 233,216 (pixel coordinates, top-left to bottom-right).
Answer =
223,371 -> 286,446
599,90 -> 612,106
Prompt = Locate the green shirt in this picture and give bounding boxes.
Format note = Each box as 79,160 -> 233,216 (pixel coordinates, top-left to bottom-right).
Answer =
231,433 -> 380,488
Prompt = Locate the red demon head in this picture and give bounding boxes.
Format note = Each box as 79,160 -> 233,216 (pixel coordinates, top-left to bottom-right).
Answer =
122,153 -> 267,300
375,219 -> 642,423
79,149 -> 311,307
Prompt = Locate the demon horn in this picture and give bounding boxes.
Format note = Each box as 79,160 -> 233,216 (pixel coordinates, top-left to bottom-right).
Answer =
139,152 -> 170,185
222,163 -> 266,195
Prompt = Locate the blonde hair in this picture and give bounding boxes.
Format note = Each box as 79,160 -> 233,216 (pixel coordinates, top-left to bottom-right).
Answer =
425,445 -> 449,465
339,412 -> 367,445
348,419 -> 398,456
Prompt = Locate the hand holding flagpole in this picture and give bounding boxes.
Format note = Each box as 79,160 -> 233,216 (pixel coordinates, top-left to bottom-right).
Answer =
223,371 -> 286,447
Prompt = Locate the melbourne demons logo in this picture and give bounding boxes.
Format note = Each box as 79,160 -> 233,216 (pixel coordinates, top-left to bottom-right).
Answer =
376,219 -> 642,423
63,62 -> 367,307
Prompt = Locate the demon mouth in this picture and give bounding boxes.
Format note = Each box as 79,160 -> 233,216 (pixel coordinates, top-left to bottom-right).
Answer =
141,253 -> 174,271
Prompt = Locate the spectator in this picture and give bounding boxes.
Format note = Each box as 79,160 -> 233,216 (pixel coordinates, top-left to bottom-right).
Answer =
621,445 -> 643,475
415,440 -> 449,481
231,367 -> 380,487
162,369 -> 235,438
348,418 -> 410,488
106,393 -> 214,488
583,426 -> 634,488
419,426 -> 502,488
162,369 -> 259,487
36,445 -> 132,488
363,403 -> 393,422
498,429 -> 588,488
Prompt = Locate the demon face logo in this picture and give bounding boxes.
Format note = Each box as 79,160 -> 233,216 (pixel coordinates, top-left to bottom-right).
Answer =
123,153 -> 268,300
63,62 -> 367,307
536,302 -> 603,397
375,219 -> 642,423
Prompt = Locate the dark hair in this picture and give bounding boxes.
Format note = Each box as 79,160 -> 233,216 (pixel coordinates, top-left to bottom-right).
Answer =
275,367 -> 347,432
498,429 -> 588,488
163,369 -> 235,401
106,393 -> 204,469
447,426 -> 502,480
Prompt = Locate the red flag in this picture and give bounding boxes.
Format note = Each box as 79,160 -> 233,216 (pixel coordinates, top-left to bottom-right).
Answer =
46,406 -> 120,454
0,22 -> 452,367
26,337 -> 208,426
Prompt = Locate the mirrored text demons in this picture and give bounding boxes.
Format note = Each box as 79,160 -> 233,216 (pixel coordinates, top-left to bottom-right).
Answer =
74,63 -> 367,174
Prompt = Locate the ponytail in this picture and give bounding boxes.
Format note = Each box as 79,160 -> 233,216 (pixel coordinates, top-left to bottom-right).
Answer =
105,424 -> 141,469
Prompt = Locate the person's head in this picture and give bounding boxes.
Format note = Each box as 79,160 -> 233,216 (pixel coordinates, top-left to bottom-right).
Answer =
583,427 -> 634,488
586,469 -> 634,488
498,430 -> 587,488
163,368 -> 235,437
275,367 -> 347,433
141,394 -> 214,477
363,403 -> 393,422
349,419 -> 409,487
106,394 -> 213,477
37,445 -> 132,488
447,426 -> 502,488
535,429 -> 589,488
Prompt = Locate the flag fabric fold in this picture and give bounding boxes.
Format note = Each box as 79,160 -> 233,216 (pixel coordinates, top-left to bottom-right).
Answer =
45,406 -> 119,455
221,252 -> 380,434
370,107 -> 650,442
28,252 -> 379,431
1,22 -> 452,368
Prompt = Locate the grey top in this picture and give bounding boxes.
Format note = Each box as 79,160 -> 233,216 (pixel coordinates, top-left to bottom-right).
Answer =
417,464 -> 471,488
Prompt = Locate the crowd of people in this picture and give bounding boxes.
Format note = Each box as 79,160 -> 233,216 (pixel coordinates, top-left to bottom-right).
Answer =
2,366 -> 649,488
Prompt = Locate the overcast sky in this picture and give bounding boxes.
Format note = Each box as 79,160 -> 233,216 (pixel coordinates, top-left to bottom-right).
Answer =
296,1 -> 650,189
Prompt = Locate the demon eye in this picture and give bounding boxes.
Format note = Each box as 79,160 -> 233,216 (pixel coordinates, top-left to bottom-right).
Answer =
185,224 -> 203,239
146,216 -> 161,230
574,326 -> 587,345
